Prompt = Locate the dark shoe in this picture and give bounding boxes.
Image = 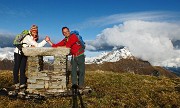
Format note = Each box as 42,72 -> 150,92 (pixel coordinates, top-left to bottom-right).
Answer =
72,84 -> 78,89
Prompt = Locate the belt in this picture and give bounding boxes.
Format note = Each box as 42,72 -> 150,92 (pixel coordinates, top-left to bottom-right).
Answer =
72,50 -> 84,57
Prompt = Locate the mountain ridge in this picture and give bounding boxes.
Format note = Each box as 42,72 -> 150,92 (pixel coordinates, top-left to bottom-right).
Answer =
0,47 -> 179,77
85,47 -> 178,78
85,47 -> 133,64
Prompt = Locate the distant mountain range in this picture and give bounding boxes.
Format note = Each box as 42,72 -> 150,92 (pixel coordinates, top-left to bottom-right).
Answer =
85,47 -> 133,64
85,47 -> 178,78
85,47 -> 179,77
165,67 -> 180,76
0,47 -> 133,63
0,47 -> 179,77
0,47 -> 14,61
172,40 -> 180,49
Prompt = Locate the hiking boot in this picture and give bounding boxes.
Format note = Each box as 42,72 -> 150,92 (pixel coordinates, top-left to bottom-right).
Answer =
18,85 -> 27,98
11,83 -> 20,90
19,84 -> 27,90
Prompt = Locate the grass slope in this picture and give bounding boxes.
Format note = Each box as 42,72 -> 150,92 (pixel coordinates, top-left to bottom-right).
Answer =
0,70 -> 179,108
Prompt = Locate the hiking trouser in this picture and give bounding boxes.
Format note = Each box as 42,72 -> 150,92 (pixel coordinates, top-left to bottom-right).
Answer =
71,54 -> 85,87
13,53 -> 27,85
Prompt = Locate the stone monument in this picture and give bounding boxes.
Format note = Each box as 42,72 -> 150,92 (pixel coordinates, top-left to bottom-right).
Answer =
22,47 -> 70,96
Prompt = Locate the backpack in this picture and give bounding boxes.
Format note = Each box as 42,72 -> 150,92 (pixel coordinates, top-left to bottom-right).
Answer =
70,30 -> 85,50
13,30 -> 29,50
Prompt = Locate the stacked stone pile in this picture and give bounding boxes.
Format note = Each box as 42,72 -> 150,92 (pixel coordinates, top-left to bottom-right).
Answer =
22,47 -> 70,96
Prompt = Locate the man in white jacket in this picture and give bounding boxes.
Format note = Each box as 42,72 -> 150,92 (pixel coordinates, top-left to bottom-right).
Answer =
13,25 -> 49,90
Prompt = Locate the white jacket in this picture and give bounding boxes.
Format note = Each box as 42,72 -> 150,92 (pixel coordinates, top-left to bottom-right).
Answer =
14,34 -> 47,54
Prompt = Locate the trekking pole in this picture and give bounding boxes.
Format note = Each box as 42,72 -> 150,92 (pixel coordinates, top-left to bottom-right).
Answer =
66,55 -> 70,86
77,90 -> 85,108
72,84 -> 78,108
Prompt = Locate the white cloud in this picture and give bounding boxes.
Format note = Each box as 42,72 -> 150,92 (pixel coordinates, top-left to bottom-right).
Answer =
86,20 -> 180,66
0,32 -> 15,47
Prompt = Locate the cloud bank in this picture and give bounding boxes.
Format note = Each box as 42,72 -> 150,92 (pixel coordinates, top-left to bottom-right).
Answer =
86,20 -> 180,66
0,32 -> 50,48
0,33 -> 14,47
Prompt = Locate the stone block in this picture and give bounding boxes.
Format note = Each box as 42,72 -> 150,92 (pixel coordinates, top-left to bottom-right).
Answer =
28,84 -> 45,89
27,79 -> 37,83
36,79 -> 45,85
27,72 -> 38,77
46,89 -> 66,93
37,73 -> 47,77
44,81 -> 49,89
49,85 -> 62,89
36,76 -> 50,80
22,47 -> 70,56
51,76 -> 66,79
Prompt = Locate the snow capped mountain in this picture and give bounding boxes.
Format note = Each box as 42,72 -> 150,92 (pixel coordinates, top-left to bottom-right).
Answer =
85,47 -> 133,64
0,47 -> 14,60
0,47 -> 55,62
0,47 -> 133,64
0,47 -> 179,70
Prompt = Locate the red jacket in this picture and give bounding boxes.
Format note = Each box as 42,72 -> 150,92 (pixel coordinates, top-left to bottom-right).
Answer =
52,34 -> 84,56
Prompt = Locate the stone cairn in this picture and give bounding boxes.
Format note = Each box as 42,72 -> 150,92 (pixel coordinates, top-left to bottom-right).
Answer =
22,47 -> 70,96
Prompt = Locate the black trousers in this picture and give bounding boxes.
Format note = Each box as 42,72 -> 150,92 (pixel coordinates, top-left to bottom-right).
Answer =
13,53 -> 27,85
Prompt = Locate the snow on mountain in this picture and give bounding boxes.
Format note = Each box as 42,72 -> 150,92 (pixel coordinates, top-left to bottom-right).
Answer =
0,47 -> 179,70
85,47 -> 133,64
0,47 -> 55,62
0,47 -> 14,60
43,47 -> 133,64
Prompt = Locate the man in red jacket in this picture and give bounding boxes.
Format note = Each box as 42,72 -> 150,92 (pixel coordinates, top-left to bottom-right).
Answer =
46,27 -> 85,89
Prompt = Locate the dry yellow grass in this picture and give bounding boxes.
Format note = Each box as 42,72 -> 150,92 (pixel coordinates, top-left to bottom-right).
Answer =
0,70 -> 179,108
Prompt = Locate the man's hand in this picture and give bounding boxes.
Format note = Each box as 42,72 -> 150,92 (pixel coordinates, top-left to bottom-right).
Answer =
45,36 -> 50,42
45,36 -> 54,46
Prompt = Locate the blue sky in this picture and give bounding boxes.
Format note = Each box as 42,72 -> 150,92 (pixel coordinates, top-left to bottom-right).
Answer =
0,0 -> 179,39
0,0 -> 180,61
